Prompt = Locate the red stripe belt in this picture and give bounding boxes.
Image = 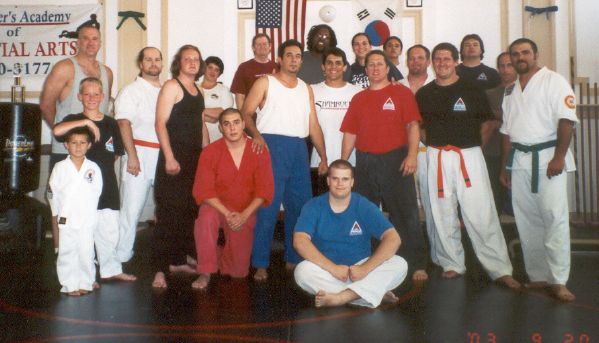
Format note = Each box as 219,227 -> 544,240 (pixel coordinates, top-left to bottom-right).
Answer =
433,145 -> 472,198
133,139 -> 160,149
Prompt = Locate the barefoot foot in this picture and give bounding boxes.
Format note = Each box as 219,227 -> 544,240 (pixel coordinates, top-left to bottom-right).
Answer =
496,275 -> 521,290
92,282 -> 101,289
382,291 -> 399,304
253,268 -> 268,282
192,274 -> 211,290
412,270 -> 429,283
152,272 -> 168,289
169,264 -> 197,274
551,284 -> 575,302
442,270 -> 462,279
66,290 -> 81,296
314,289 -> 357,308
103,273 -> 137,282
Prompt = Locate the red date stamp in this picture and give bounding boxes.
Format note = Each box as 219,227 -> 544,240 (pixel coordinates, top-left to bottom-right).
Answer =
467,332 -> 591,343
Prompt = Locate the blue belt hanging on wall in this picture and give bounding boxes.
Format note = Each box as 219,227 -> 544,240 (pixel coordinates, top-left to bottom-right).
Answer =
524,5 -> 558,19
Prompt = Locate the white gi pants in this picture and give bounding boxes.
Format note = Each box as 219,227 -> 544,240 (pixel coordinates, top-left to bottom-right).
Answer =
511,169 -> 570,285
294,256 -> 408,308
117,148 -> 157,262
95,209 -> 122,278
417,143 -> 441,265
427,146 -> 513,279
57,220 -> 96,293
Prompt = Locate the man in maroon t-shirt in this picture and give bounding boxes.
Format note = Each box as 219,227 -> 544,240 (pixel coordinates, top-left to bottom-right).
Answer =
230,33 -> 277,110
341,50 -> 428,283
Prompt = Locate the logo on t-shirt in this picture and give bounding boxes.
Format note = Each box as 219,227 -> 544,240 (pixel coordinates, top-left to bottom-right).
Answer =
105,136 -> 114,152
382,97 -> 395,111
477,73 -> 488,81
210,93 -> 219,100
349,221 -> 363,236
85,169 -> 96,183
453,98 -> 467,112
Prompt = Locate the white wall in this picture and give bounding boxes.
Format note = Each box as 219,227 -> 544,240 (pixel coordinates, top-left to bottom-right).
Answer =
422,0 -> 502,66
575,0 -> 599,82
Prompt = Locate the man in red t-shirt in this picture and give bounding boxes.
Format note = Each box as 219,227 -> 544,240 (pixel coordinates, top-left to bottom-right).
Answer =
341,50 -> 428,283
230,33 -> 278,110
191,108 -> 274,290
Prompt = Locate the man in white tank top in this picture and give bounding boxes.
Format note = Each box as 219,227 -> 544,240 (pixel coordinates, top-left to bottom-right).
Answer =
40,23 -> 113,254
241,39 -> 328,282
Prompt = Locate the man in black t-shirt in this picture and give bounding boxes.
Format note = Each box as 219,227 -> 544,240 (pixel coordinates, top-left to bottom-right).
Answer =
456,34 -> 500,90
415,43 -> 519,289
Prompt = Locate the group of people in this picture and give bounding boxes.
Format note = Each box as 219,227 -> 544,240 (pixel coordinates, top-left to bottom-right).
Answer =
40,21 -> 577,306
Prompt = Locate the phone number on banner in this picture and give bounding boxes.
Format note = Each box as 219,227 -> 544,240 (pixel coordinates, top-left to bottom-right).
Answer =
0,62 -> 51,76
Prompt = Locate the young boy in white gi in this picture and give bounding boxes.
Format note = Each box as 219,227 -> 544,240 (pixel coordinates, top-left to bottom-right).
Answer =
53,77 -> 136,282
49,127 -> 102,296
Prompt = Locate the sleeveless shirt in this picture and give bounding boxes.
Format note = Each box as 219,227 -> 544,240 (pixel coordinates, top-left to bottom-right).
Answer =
256,75 -> 310,138
52,57 -> 110,154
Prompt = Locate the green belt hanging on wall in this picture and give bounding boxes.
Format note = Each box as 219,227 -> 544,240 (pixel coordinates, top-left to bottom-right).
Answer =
524,6 -> 558,20
117,11 -> 147,30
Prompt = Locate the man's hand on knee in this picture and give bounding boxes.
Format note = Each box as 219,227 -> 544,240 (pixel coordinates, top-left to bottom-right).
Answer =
329,264 -> 350,282
349,264 -> 369,282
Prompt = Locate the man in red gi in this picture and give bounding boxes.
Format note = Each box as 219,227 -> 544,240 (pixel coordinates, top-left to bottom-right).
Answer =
191,108 -> 274,289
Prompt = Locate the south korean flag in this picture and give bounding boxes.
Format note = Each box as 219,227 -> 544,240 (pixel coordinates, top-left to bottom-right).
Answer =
353,0 -> 402,47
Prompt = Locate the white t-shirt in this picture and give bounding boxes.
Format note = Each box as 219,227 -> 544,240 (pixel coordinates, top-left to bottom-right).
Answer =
114,77 -> 161,143
201,82 -> 234,142
500,67 -> 579,171
310,82 -> 361,167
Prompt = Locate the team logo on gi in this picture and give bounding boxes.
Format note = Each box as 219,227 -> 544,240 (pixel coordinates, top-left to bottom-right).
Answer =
453,98 -> 467,111
105,136 -> 114,152
564,95 -> 575,109
85,169 -> 96,183
382,97 -> 395,111
477,73 -> 488,81
349,221 -> 363,236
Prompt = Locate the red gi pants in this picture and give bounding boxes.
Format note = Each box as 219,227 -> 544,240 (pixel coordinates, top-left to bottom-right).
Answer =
194,205 -> 256,277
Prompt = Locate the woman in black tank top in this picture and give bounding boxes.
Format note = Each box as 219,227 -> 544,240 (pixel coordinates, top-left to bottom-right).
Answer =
153,72 -> 205,279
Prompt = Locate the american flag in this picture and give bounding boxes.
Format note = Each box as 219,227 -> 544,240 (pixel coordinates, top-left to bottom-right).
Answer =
256,0 -> 307,61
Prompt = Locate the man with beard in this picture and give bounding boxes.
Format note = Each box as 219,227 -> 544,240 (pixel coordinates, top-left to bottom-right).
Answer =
114,47 -> 163,263
500,38 -> 578,302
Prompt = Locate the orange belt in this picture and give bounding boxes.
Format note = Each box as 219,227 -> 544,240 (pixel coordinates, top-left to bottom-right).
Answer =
434,145 -> 472,198
133,139 -> 160,149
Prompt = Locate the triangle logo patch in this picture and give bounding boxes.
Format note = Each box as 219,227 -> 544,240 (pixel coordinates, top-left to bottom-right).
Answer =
349,221 -> 363,236
382,97 -> 395,111
453,98 -> 467,112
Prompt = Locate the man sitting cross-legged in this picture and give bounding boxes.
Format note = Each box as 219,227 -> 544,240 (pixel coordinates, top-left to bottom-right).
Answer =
293,159 -> 408,308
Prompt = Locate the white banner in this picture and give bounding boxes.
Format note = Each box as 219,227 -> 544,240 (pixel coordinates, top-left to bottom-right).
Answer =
0,5 -> 102,80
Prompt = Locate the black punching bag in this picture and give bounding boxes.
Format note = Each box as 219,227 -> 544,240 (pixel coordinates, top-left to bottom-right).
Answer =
0,102 -> 41,198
